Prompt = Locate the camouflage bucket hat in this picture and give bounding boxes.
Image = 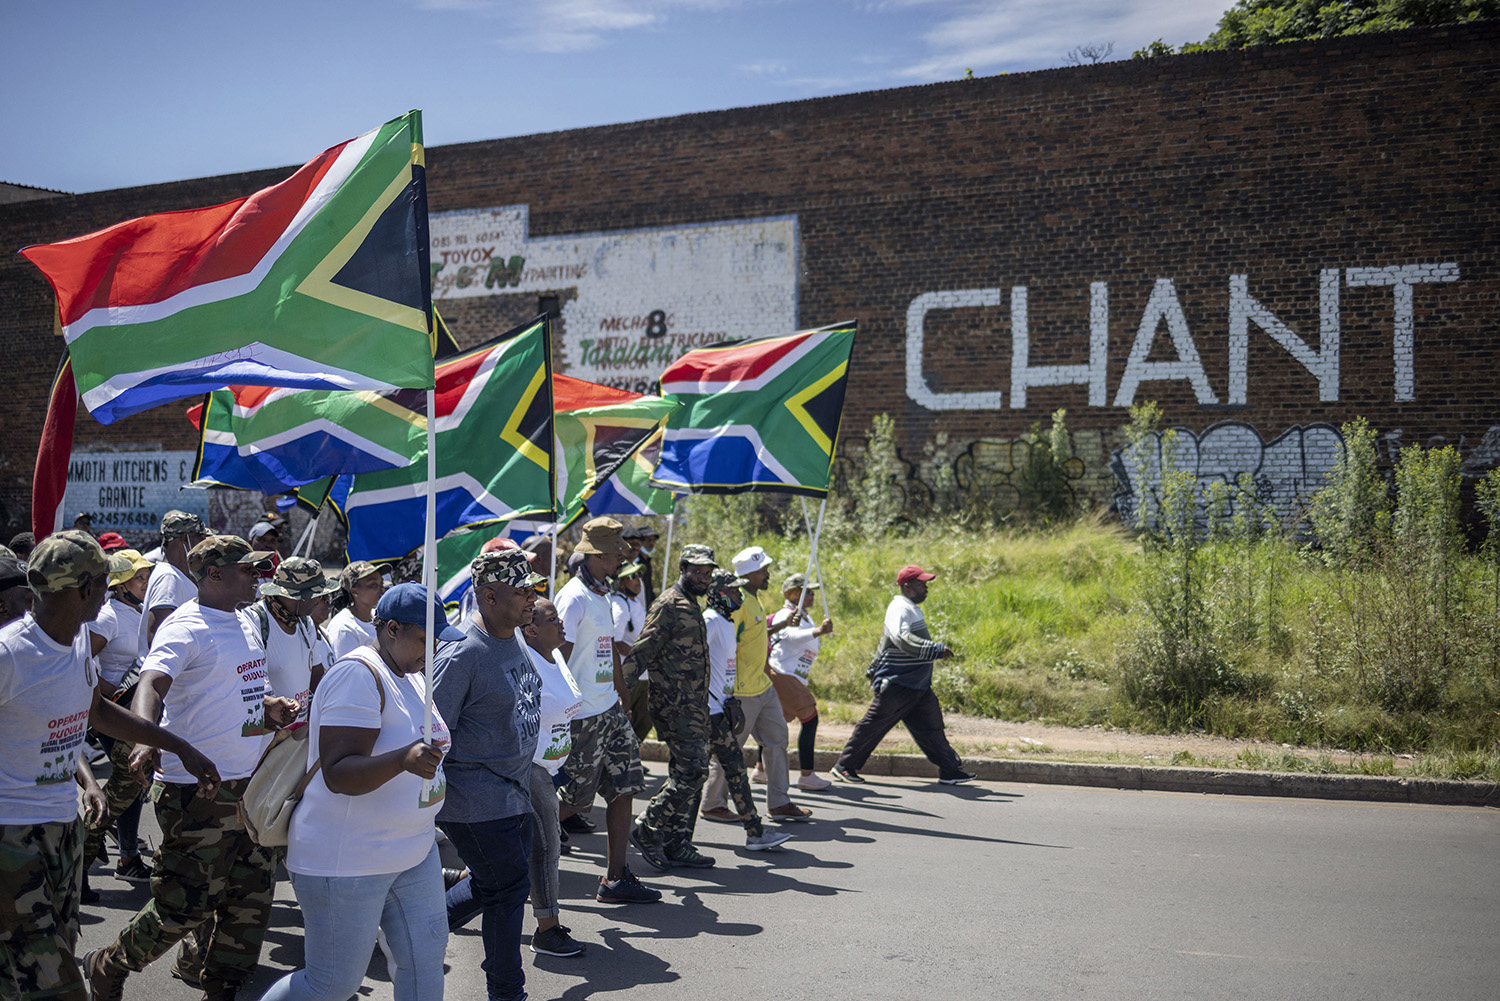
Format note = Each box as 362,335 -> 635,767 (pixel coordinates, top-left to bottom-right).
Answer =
679,544 -> 718,567
781,572 -> 821,593
710,568 -> 748,589
188,535 -> 275,582
574,516 -> 628,555
107,549 -> 154,587
26,530 -> 109,593
261,556 -> 339,600
339,560 -> 383,592
472,548 -> 545,589
160,509 -> 209,540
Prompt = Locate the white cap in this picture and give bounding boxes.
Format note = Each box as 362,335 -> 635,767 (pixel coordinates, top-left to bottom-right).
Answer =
732,546 -> 773,577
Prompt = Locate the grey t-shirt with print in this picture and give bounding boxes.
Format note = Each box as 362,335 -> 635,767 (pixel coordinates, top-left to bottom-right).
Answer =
430,615 -> 542,823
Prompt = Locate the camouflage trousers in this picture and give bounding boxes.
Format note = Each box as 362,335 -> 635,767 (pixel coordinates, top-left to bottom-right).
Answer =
693,712 -> 764,838
98,778 -> 276,995
0,820 -> 85,1001
640,707 -> 709,851
80,738 -> 145,869
558,704 -> 647,811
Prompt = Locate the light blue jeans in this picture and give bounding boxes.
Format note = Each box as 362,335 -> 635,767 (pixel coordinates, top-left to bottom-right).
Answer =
260,842 -> 448,1001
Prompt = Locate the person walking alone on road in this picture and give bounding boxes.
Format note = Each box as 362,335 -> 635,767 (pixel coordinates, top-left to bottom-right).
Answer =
832,565 -> 974,785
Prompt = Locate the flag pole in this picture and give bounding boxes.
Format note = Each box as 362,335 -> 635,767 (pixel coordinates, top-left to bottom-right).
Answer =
812,496 -> 830,622
549,517 -> 559,596
661,497 -> 677,594
799,496 -> 817,627
290,510 -> 319,558
421,387 -> 437,799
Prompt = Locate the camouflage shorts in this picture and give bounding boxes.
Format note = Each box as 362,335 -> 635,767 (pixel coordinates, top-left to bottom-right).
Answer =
558,704 -> 646,810
0,820 -> 86,1001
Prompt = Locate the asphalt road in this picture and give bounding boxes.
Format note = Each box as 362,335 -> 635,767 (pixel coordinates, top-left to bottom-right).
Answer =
77,774 -> 1499,1000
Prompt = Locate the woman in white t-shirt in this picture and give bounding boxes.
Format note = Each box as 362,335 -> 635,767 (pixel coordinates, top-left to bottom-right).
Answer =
83,549 -> 154,883
519,597 -> 586,958
324,561 -> 385,660
261,583 -> 460,1001
765,573 -> 834,791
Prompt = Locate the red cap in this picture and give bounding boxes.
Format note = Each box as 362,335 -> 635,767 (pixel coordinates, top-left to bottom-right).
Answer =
96,532 -> 128,552
896,565 -> 937,585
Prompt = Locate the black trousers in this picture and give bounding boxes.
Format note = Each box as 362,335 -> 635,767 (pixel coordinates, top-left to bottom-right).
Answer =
836,683 -> 964,776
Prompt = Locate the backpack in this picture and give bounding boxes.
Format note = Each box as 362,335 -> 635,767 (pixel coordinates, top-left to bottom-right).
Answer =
237,658 -> 385,847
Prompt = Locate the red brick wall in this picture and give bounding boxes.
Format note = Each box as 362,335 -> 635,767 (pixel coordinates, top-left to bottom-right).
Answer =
1,22 -> 1495,535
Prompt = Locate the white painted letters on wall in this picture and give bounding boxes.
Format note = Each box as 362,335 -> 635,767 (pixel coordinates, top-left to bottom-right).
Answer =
1344,263 -> 1460,402
905,288 -> 1005,410
1227,269 -> 1341,404
1009,283 -> 1110,409
1112,279 -> 1219,407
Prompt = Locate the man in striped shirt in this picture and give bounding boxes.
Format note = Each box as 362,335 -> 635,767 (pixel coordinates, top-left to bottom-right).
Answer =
831,565 -> 974,785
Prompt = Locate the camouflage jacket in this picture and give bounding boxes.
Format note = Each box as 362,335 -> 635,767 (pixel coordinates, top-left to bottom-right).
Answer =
623,582 -> 708,709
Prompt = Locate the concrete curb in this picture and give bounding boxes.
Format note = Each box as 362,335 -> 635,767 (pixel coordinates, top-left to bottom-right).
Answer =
637,741 -> 1499,808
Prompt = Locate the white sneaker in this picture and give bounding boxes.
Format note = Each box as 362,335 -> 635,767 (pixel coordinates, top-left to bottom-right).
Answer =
751,766 -> 768,785
745,830 -> 792,851
797,773 -> 832,791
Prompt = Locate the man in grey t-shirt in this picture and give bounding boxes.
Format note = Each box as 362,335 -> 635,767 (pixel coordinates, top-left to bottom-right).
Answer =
432,549 -> 544,1001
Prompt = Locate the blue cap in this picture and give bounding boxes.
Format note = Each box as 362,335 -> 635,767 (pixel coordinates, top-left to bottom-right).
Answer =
374,582 -> 465,642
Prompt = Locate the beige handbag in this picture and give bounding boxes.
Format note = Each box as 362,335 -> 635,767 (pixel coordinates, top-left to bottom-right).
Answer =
237,660 -> 384,847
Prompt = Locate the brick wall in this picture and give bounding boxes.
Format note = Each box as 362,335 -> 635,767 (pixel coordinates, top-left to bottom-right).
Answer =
1,22 -> 1496,537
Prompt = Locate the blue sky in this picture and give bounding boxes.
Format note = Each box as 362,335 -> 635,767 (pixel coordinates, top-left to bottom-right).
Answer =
3,1 -> 1228,194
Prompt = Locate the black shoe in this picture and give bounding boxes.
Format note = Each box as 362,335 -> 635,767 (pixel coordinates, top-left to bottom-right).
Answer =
831,763 -> 865,783
558,823 -> 570,845
939,770 -> 977,785
663,843 -> 716,868
442,867 -> 468,891
596,866 -> 662,904
114,855 -> 153,883
80,878 -> 100,904
531,924 -> 586,957
630,824 -> 672,871
561,813 -> 596,835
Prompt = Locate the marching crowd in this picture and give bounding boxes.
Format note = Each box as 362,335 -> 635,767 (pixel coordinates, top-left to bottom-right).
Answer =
0,510 -> 972,1001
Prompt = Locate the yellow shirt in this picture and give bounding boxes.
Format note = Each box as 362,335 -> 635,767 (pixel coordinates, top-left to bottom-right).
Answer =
732,589 -> 772,698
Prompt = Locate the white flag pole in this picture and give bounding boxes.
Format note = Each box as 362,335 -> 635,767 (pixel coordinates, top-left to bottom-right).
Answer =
812,496 -> 830,622
661,497 -> 677,594
799,496 -> 817,626
290,510 -> 318,558
421,387 -> 437,801
549,518 -> 559,596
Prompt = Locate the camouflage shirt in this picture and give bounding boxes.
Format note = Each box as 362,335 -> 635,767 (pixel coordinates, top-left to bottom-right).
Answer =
624,582 -> 709,715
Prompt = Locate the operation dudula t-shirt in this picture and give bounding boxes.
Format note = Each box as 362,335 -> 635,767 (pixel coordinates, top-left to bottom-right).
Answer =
0,616 -> 98,825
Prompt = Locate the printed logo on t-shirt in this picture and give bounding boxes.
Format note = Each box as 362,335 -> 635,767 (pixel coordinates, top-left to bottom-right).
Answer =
540,721 -> 573,761
237,656 -> 270,737
593,635 -> 613,684
722,656 -> 736,697
37,709 -> 90,785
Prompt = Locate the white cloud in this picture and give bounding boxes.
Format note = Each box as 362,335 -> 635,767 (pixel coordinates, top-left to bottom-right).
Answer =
419,0 -> 732,52
893,0 -> 1228,81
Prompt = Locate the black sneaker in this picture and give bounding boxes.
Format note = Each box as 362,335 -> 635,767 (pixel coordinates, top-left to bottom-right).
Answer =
596,867 -> 662,904
80,877 -> 100,904
531,924 -> 586,957
664,843 -> 715,868
939,770 -> 977,785
561,813 -> 596,835
630,825 -> 672,871
830,763 -> 864,783
114,855 -> 152,883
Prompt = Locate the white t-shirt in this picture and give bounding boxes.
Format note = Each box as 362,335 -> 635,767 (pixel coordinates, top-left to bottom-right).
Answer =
769,605 -> 822,683
555,576 -> 618,718
139,561 -> 196,653
526,644 -> 582,774
89,597 -> 143,686
0,616 -> 98,825
610,591 -> 649,680
288,647 -> 451,877
703,610 -> 737,716
143,599 -> 271,784
325,607 -> 377,661
243,604 -> 330,722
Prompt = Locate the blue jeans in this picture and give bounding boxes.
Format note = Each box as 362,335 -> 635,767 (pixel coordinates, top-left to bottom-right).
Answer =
441,814 -> 533,1001
260,843 -> 447,1001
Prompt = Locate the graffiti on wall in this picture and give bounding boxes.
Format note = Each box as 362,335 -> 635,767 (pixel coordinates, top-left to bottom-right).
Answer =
1109,422 -> 1346,530
430,206 -> 798,394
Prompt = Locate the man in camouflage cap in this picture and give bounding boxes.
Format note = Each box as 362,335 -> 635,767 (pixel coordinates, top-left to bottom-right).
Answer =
1,532 -> 218,1001
140,510 -> 210,652
246,557 -> 339,721
0,554 -> 29,626
622,543 -> 720,869
326,560 -> 386,661
88,534 -> 294,1001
